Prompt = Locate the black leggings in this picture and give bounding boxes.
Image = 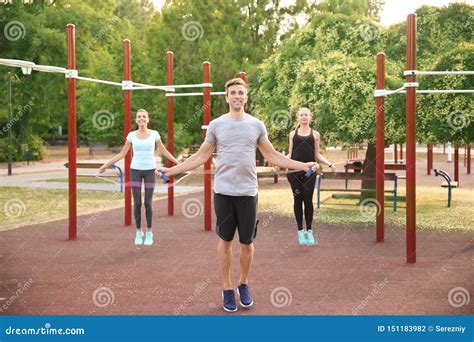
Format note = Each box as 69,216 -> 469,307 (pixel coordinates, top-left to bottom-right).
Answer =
131,169 -> 156,229
287,172 -> 317,230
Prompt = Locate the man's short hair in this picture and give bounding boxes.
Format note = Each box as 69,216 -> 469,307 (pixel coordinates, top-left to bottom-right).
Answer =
225,78 -> 248,94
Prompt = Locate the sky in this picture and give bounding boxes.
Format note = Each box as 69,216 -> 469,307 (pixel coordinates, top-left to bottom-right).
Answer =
379,0 -> 473,26
152,0 -> 473,27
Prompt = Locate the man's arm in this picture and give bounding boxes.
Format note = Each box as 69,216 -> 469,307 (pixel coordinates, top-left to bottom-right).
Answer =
157,141 -> 215,176
258,139 -> 317,172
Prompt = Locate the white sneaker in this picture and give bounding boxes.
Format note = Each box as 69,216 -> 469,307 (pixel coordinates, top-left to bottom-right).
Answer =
144,231 -> 153,246
306,230 -> 317,245
134,230 -> 144,245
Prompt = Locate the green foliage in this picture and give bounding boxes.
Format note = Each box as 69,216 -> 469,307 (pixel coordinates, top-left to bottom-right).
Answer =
417,44 -> 474,144
252,2 -> 473,149
0,133 -> 46,162
1,0 -> 309,155
252,12 -> 387,147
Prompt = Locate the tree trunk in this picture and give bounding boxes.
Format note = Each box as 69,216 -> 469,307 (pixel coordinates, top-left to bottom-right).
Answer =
361,143 -> 376,201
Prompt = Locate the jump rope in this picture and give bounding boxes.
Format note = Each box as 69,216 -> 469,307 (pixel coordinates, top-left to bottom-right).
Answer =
94,166 -> 314,188
93,170 -> 192,188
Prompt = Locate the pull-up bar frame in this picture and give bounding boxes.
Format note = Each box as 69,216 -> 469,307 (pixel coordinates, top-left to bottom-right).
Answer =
375,13 -> 473,264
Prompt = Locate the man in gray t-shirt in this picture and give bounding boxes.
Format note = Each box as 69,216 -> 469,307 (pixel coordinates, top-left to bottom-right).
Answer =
158,78 -> 318,313
205,113 -> 267,197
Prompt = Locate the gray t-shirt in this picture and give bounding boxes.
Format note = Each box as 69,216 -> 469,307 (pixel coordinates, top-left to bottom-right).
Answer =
205,113 -> 268,197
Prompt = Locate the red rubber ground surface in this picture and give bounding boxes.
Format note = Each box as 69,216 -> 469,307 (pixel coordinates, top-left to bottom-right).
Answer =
0,190 -> 472,315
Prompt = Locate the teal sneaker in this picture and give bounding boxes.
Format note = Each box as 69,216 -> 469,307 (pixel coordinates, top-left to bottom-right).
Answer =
144,231 -> 153,246
297,230 -> 307,245
134,230 -> 144,245
306,230 -> 317,246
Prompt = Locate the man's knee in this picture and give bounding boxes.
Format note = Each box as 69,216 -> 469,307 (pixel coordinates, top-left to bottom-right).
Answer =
240,243 -> 254,252
218,238 -> 233,250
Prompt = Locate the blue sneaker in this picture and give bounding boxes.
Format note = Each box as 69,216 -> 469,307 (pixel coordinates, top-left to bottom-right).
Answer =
297,230 -> 307,245
237,284 -> 253,307
222,289 -> 237,312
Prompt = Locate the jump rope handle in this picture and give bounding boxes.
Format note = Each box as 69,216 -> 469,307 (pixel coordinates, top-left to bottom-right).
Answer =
305,167 -> 315,177
160,171 -> 170,183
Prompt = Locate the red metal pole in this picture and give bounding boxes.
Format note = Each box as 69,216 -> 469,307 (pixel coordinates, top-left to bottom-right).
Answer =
239,71 -> 247,112
203,62 -> 212,231
405,14 -> 417,263
463,145 -> 466,167
67,24 -> 77,240
454,145 -> 459,183
376,52 -> 385,243
427,144 -> 431,175
167,51 -> 175,216
430,144 -> 434,172
468,144 -> 471,174
123,39 -> 132,226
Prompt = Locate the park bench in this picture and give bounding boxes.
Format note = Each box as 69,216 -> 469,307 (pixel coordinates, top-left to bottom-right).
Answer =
64,162 -> 124,192
316,171 -> 402,211
21,144 -> 39,165
344,161 -> 406,189
433,169 -> 457,207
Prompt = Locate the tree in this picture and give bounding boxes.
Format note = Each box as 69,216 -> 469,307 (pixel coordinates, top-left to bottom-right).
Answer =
418,44 -> 474,146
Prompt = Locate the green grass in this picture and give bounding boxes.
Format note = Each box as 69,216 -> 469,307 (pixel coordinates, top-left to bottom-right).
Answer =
2,184 -> 472,233
45,176 -> 114,184
0,186 -> 164,231
258,186 -> 474,232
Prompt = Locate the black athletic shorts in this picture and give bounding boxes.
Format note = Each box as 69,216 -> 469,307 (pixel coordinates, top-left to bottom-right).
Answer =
214,192 -> 259,245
